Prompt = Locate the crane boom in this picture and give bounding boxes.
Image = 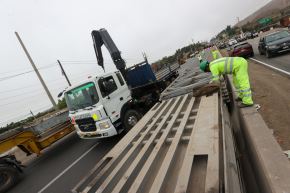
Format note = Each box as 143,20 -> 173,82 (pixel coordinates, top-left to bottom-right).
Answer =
91,28 -> 126,78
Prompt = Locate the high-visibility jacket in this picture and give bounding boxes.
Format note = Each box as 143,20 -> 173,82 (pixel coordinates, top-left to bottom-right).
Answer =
211,50 -> 220,60
209,57 -> 236,81
209,57 -> 253,105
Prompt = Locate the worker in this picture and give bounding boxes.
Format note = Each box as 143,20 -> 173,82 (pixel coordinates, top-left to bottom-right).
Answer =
211,49 -> 220,60
199,57 -> 254,108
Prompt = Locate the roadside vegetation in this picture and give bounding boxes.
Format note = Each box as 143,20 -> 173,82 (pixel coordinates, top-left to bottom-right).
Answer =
0,98 -> 67,134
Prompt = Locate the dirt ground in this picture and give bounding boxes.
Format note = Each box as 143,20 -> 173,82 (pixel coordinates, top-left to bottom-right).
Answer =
248,60 -> 290,150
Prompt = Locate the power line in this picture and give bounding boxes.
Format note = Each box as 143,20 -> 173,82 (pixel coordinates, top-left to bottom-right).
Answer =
0,59 -> 117,82
1,102 -> 52,121
1,103 -> 52,126
0,61 -> 100,82
0,67 -> 94,94
0,70 -> 34,81
0,63 -> 58,82
0,94 -> 48,108
0,84 -> 66,102
0,61 -> 58,76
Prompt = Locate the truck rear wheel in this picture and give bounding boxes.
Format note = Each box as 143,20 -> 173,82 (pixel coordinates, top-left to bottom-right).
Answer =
122,109 -> 142,131
0,165 -> 20,193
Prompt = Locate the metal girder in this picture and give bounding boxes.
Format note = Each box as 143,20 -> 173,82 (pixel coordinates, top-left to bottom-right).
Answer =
160,58 -> 211,100
72,93 -> 221,193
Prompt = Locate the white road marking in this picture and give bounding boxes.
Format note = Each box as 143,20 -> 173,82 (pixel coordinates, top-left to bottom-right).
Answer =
37,143 -> 99,193
250,58 -> 290,76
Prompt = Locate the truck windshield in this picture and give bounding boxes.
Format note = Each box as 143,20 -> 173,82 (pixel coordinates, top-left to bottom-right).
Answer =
64,82 -> 99,111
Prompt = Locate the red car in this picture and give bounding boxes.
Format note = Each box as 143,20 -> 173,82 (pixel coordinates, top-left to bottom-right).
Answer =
228,42 -> 254,58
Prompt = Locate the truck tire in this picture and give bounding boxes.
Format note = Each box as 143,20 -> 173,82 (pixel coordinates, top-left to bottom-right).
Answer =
0,165 -> 20,193
122,109 -> 142,131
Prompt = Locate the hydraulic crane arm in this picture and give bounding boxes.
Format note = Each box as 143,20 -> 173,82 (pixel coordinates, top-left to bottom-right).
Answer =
91,28 -> 127,78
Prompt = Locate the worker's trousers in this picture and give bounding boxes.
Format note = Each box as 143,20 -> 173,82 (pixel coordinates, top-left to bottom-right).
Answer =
232,58 -> 253,105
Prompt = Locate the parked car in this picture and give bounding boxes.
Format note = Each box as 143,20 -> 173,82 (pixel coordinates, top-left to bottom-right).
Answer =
217,42 -> 227,49
228,42 -> 254,58
252,32 -> 259,38
228,38 -> 238,46
258,30 -> 290,58
245,32 -> 253,39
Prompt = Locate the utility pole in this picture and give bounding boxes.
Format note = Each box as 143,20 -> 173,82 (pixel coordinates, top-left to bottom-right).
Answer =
30,110 -> 36,120
15,32 -> 57,110
237,17 -> 244,34
57,60 -> 71,86
191,39 -> 194,53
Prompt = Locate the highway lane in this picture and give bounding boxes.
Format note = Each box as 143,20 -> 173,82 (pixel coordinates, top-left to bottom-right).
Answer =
7,132 -> 122,193
247,36 -> 290,73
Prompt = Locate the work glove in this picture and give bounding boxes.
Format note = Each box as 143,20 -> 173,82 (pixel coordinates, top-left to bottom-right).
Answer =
192,82 -> 220,97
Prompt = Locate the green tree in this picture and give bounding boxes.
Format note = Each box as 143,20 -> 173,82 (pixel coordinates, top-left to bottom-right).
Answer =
57,98 -> 67,109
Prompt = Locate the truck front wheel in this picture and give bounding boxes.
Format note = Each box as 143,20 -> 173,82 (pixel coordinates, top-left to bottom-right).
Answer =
0,165 -> 20,193
122,109 -> 142,131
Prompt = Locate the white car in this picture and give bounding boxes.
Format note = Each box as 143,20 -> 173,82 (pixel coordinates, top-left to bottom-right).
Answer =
228,39 -> 238,46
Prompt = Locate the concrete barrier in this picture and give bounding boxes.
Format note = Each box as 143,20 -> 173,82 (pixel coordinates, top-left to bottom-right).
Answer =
226,76 -> 290,193
204,47 -> 290,192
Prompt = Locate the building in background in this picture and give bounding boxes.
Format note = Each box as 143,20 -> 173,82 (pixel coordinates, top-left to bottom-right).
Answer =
280,14 -> 290,27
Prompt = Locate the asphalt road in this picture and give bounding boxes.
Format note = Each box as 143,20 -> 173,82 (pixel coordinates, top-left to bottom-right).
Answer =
7,132 -> 122,193
247,36 -> 290,73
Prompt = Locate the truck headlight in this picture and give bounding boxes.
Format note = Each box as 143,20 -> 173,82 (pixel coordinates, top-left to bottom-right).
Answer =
268,45 -> 278,49
99,121 -> 110,130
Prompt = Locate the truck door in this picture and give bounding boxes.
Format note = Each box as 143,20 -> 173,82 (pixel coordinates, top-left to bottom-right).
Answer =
98,73 -> 131,123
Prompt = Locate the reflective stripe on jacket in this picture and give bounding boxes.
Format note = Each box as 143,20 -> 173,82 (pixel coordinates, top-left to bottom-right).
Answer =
209,57 -> 242,81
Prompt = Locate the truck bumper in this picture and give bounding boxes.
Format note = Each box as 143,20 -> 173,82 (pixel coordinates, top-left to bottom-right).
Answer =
75,120 -> 118,139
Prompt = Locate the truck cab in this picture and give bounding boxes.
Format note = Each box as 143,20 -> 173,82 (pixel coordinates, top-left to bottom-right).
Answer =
64,71 -> 132,139
62,28 -> 179,139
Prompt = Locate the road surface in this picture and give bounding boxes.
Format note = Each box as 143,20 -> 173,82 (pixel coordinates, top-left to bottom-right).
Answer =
7,132 -> 122,193
247,35 -> 290,74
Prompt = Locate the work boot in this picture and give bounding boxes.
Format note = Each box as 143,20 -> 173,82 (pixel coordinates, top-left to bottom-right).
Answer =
238,103 -> 254,108
235,97 -> 242,102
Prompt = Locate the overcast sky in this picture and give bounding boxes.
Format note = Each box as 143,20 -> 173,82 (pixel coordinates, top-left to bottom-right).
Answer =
0,0 -> 270,126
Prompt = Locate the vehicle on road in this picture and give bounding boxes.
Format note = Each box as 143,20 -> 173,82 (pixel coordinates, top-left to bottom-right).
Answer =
244,32 -> 253,39
252,32 -> 259,38
62,29 -> 179,139
228,38 -> 238,46
228,42 -> 254,58
217,41 -> 227,49
258,30 -> 290,58
0,110 -> 73,193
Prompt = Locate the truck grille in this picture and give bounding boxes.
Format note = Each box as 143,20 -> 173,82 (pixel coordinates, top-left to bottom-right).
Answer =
76,118 -> 97,132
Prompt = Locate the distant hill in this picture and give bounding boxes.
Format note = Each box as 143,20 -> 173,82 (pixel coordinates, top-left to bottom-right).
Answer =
237,0 -> 290,27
